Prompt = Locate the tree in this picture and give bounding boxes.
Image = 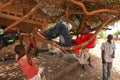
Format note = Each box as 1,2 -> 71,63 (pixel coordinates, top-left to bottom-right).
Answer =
98,30 -> 105,39
114,30 -> 120,38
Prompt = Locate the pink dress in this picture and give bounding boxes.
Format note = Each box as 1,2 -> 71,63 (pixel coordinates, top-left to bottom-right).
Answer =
17,59 -> 38,79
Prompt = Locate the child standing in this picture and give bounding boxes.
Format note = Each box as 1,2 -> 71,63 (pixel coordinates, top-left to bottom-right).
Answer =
14,44 -> 42,80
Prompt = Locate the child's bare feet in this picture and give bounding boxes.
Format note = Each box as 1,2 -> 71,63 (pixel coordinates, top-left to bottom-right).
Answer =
89,63 -> 94,68
81,64 -> 86,71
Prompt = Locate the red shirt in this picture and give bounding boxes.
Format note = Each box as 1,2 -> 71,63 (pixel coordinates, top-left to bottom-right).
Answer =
17,58 -> 38,79
73,33 -> 96,54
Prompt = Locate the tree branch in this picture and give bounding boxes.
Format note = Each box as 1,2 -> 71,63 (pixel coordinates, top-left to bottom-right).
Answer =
0,0 -> 14,11
66,2 -> 69,23
69,0 -> 119,15
4,0 -> 44,33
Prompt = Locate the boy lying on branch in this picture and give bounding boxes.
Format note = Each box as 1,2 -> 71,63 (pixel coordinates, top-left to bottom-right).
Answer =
37,21 -> 96,70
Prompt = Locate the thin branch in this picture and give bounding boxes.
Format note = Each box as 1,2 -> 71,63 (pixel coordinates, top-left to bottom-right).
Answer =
94,17 -> 113,35
66,2 -> 69,23
0,0 -> 14,11
4,0 -> 44,33
69,0 -> 119,15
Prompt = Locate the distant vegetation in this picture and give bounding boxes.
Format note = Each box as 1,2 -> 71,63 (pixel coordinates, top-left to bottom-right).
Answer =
97,30 -> 106,39
114,30 -> 120,38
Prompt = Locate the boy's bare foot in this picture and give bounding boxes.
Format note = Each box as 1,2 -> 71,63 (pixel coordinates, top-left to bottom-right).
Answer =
89,64 -> 94,68
81,64 -> 86,71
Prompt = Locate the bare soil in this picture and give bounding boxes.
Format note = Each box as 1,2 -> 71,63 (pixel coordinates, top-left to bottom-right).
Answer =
0,40 -> 120,80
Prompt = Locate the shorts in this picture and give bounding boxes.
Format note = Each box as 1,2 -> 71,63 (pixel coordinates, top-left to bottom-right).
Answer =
28,67 -> 44,80
73,48 -> 90,64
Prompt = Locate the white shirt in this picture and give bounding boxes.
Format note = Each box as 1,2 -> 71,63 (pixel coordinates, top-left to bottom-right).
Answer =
100,40 -> 116,62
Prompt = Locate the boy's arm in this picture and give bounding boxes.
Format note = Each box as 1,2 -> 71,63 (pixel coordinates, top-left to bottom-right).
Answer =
37,31 -> 48,40
111,41 -> 116,58
15,54 -> 19,61
111,50 -> 115,58
19,33 -> 23,45
101,50 -> 105,64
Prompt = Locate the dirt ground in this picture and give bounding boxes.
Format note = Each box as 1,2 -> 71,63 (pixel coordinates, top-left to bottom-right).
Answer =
0,40 -> 120,80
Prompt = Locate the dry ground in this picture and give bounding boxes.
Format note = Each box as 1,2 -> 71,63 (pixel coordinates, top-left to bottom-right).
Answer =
0,39 -> 120,80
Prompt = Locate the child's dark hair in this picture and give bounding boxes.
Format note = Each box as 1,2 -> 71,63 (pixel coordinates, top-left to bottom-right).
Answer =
14,44 -> 25,54
107,34 -> 113,39
14,44 -> 32,65
85,25 -> 91,30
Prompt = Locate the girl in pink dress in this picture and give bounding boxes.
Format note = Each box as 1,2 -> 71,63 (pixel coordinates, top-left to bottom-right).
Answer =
14,44 -> 41,80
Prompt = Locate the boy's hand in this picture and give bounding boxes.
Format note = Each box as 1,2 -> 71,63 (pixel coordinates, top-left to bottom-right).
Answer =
15,54 -> 19,61
102,59 -> 106,64
111,54 -> 115,58
29,48 -> 35,55
14,63 -> 18,66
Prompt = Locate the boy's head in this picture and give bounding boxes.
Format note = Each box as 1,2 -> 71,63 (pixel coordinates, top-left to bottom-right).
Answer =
83,25 -> 91,34
14,44 -> 26,55
107,34 -> 113,41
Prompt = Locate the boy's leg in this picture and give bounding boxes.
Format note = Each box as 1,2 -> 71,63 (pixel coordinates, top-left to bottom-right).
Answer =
81,64 -> 86,71
107,62 -> 112,80
60,24 -> 72,46
44,21 -> 64,39
88,57 -> 94,68
102,62 -> 108,80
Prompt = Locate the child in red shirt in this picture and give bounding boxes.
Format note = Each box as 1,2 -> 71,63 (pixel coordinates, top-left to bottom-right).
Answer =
73,25 -> 96,70
14,44 -> 41,80
74,33 -> 96,53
